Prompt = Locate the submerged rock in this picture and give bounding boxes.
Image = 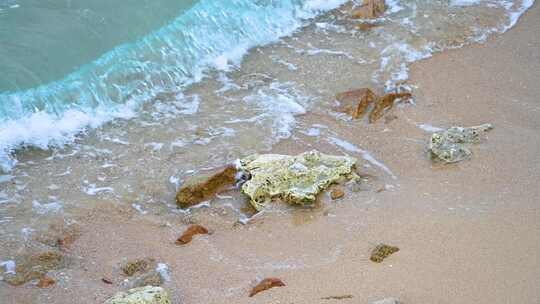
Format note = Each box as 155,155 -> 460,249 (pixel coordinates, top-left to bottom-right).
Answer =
249,278 -> 285,297
351,0 -> 386,19
37,276 -> 55,288
239,150 -> 358,211
175,224 -> 209,245
175,165 -> 237,208
121,258 -> 155,277
3,250 -> 65,286
118,258 -> 167,289
128,271 -> 163,289
428,124 -> 493,163
370,243 -> 399,263
355,22 -> 380,31
330,187 -> 345,200
335,88 -> 411,122
369,92 -> 411,123
336,88 -> 377,119
104,286 -> 170,304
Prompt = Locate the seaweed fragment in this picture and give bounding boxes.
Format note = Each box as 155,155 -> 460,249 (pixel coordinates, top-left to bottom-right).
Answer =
370,244 -> 399,263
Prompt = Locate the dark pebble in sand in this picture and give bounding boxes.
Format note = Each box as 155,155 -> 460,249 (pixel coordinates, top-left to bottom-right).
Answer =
3,250 -> 65,286
121,258 -> 155,277
37,276 -> 55,288
249,278 -> 285,297
175,224 -> 210,245
331,187 -> 345,200
370,244 -> 399,263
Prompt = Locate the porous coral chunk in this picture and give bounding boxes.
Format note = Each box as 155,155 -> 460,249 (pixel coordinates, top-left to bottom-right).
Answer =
239,150 -> 357,211
104,286 -> 171,304
428,124 -> 493,163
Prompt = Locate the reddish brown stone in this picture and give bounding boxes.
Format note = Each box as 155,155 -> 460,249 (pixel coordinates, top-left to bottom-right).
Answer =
351,0 -> 386,19
335,88 -> 377,119
249,278 -> 286,297
175,165 -> 237,208
330,187 -> 345,200
175,225 -> 210,245
369,92 -> 411,123
37,276 -> 55,288
355,22 -> 379,31
101,278 -> 113,284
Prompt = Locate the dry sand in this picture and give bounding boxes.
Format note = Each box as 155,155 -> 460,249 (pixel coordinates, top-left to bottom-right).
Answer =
2,3 -> 540,304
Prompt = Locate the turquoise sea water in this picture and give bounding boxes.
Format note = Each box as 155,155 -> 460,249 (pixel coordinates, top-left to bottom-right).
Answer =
0,0 -> 344,171
0,0 -> 197,91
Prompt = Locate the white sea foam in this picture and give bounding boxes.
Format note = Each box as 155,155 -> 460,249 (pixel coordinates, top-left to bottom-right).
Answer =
327,136 -> 397,179
131,203 -> 148,215
418,123 -> 444,133
32,200 -> 62,215
304,0 -> 347,11
82,183 -> 114,196
243,82 -> 309,141
156,263 -> 171,282
450,0 -> 481,6
0,260 -> 16,274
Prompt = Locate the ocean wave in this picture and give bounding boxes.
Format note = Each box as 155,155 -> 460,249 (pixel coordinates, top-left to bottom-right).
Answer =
0,0 -> 347,172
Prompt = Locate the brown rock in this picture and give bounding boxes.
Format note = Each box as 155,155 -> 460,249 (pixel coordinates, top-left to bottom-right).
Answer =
37,276 -> 55,288
249,278 -> 286,297
351,0 -> 386,19
34,222 -> 80,250
370,243 -> 399,263
335,88 -> 377,119
121,258 -> 155,277
3,251 -> 65,286
175,224 -> 209,245
102,277 -> 113,284
330,187 -> 345,200
369,92 -> 411,123
355,22 -> 379,31
176,165 -> 237,208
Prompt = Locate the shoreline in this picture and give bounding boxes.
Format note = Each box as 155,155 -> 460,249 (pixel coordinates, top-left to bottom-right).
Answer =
2,2 -> 540,303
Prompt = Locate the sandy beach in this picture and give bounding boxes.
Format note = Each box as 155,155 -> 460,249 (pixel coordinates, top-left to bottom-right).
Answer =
1,2 -> 539,304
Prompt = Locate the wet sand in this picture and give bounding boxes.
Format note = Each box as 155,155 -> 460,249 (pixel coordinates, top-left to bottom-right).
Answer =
2,2 -> 540,304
